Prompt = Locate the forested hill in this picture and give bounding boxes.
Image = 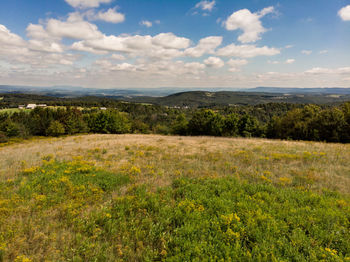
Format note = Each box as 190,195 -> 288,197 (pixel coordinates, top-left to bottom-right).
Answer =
1,90 -> 350,108
127,91 -> 350,107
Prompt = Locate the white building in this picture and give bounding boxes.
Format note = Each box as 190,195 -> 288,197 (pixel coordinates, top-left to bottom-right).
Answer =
26,104 -> 37,109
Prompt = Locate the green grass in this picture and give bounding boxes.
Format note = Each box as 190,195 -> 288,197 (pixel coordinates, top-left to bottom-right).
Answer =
0,135 -> 349,261
0,108 -> 29,114
0,158 -> 130,261
1,159 -> 349,261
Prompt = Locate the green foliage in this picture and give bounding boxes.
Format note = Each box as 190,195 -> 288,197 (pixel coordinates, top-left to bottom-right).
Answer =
223,113 -> 239,136
238,114 -> 261,137
79,177 -> 350,261
87,110 -> 131,134
46,120 -> 65,137
0,119 -> 21,137
1,98 -> 350,143
188,109 -> 224,136
171,113 -> 188,135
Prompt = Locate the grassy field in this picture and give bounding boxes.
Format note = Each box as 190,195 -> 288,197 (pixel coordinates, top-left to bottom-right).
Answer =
0,108 -> 29,114
0,134 -> 349,261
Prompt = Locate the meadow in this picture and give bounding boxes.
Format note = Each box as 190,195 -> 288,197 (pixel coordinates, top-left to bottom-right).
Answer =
0,134 -> 349,261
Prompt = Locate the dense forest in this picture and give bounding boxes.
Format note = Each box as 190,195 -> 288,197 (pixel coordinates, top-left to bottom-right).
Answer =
1,95 -> 350,143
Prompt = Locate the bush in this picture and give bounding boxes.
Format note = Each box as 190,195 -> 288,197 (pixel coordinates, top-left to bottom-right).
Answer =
0,131 -> 8,143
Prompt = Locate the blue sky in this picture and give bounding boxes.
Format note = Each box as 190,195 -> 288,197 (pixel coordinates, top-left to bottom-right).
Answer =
0,0 -> 349,88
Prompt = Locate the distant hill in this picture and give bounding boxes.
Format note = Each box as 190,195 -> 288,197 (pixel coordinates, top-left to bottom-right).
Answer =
1,85 -> 350,107
126,91 -> 350,107
1,85 -> 350,98
247,87 -> 350,94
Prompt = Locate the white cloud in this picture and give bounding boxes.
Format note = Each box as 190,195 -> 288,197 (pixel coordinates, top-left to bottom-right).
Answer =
65,0 -> 112,9
0,25 -> 26,46
285,45 -> 293,49
305,67 -> 332,74
216,43 -> 280,58
338,5 -> 350,21
195,1 -> 216,12
305,67 -> 350,74
46,13 -> 103,40
224,6 -> 274,43
111,54 -> 126,60
140,20 -> 152,27
185,36 -> 222,57
268,60 -> 279,64
227,59 -> 248,67
227,58 -> 248,72
152,33 -> 190,49
71,33 -> 189,60
26,24 -> 54,40
301,50 -> 312,55
28,40 -> 64,53
204,56 -> 224,68
285,59 -> 295,64
319,50 -> 328,54
92,8 -> 125,23
184,62 -> 206,71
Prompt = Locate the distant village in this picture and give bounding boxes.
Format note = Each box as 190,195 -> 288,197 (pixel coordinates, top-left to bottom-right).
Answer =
18,104 -> 107,110
18,104 -> 47,109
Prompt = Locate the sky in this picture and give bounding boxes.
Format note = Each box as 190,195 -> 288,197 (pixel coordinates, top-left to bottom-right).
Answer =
0,0 -> 349,89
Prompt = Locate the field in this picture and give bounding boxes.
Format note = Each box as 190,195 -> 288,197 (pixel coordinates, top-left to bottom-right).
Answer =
0,134 -> 349,261
0,108 -> 29,114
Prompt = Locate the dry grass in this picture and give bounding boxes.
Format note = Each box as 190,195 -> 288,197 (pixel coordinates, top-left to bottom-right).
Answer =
1,134 -> 349,194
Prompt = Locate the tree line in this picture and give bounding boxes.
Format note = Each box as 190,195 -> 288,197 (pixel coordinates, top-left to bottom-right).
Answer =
0,102 -> 349,143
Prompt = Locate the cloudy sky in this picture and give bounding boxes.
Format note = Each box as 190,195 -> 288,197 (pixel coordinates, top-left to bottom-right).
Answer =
0,0 -> 349,89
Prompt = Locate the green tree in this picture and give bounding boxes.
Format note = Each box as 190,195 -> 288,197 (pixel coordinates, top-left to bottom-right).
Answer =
171,113 -> 188,135
188,109 -> 224,136
238,114 -> 260,137
46,120 -> 65,137
223,113 -> 239,136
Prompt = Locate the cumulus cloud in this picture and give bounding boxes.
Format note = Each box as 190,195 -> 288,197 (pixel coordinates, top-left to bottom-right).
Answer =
338,5 -> 350,21
195,1 -> 216,12
185,36 -> 222,57
305,67 -> 350,74
216,43 -> 280,58
204,56 -> 224,68
319,50 -> 328,54
301,50 -> 312,55
111,54 -> 126,60
71,33 -> 189,60
46,13 -> 103,40
285,59 -> 295,64
224,6 -> 274,43
140,20 -> 152,27
88,8 -> 125,23
0,24 -> 78,68
227,58 -> 248,72
152,33 -> 190,49
65,0 -> 112,9
0,25 -> 26,46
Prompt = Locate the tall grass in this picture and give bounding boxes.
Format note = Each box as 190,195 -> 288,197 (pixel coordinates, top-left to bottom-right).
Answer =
0,134 -> 349,261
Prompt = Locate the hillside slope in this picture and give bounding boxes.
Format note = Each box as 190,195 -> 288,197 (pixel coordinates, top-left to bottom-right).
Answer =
0,135 -> 349,261
128,91 -> 350,106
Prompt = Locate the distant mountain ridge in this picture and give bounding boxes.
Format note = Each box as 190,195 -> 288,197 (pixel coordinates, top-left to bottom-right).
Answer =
1,85 -> 350,107
1,85 -> 350,97
248,87 -> 350,94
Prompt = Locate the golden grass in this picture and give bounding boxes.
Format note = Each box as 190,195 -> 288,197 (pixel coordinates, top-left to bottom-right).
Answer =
0,134 -> 349,194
